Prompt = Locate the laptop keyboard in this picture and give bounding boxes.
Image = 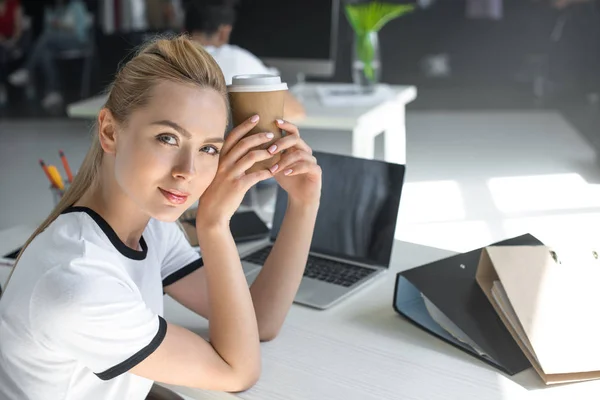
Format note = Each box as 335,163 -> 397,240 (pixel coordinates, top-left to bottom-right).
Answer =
242,246 -> 376,287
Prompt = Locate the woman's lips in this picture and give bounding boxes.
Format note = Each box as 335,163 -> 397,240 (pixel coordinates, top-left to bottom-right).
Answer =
159,188 -> 189,205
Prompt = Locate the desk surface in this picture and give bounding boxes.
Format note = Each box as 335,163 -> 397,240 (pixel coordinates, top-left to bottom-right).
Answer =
66,83 -> 417,131
2,227 -> 598,399
160,240 -> 600,400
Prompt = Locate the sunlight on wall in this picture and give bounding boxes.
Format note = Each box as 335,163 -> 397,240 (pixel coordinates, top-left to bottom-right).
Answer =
487,173 -> 600,214
503,212 -> 600,248
396,220 -> 493,253
398,180 -> 466,224
394,174 -> 600,253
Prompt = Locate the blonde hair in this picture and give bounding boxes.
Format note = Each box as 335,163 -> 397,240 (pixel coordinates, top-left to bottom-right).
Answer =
2,34 -> 227,294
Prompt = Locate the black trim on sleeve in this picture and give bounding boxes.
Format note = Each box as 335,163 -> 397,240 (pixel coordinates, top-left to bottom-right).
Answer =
162,258 -> 204,287
95,316 -> 167,381
62,206 -> 148,260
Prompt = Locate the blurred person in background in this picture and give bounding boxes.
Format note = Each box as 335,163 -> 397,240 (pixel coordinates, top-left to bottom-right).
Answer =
184,0 -> 305,121
145,0 -> 184,32
0,0 -> 24,106
8,0 -> 89,109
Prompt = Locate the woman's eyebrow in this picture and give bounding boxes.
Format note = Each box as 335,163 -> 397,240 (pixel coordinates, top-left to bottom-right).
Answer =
151,120 -> 192,138
204,137 -> 225,144
151,120 -> 224,143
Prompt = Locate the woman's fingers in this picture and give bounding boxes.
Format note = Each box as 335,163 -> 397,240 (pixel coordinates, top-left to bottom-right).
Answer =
269,121 -> 312,155
239,168 -> 273,190
267,134 -> 299,156
271,149 -> 316,175
275,119 -> 300,137
220,114 -> 260,156
231,148 -> 275,177
220,117 -> 312,176
275,160 -> 321,177
221,131 -> 275,168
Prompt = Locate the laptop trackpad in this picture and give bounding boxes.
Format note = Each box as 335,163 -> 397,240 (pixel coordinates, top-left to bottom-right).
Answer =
294,278 -> 350,308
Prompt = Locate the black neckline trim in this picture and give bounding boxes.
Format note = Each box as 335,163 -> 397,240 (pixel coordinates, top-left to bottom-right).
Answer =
95,316 -> 167,381
62,206 -> 148,261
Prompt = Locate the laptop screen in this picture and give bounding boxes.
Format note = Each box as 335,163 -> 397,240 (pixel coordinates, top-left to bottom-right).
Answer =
270,152 -> 405,268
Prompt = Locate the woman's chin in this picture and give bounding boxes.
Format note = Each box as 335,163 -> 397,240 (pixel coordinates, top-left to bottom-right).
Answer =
149,204 -> 187,223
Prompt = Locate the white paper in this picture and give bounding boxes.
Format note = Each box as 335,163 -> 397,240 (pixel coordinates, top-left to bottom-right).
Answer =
422,295 -> 490,358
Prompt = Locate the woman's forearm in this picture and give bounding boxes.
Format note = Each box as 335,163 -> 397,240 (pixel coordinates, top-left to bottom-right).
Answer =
196,224 -> 261,377
249,200 -> 319,340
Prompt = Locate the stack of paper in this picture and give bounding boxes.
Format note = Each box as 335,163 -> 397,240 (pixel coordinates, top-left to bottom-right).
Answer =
490,281 -> 538,364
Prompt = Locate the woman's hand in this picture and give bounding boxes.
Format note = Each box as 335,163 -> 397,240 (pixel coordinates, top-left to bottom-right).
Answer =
196,115 -> 275,227
269,120 -> 322,206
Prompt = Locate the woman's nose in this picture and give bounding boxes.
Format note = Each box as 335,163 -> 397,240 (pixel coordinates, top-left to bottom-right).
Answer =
172,152 -> 195,180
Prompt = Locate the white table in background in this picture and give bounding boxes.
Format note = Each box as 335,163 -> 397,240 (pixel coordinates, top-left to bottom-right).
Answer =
66,83 -> 417,165
2,226 -> 597,400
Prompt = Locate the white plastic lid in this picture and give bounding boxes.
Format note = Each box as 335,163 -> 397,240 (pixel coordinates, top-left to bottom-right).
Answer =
228,74 -> 288,92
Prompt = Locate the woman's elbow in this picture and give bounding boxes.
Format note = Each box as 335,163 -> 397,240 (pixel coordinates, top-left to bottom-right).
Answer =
259,327 -> 281,342
229,366 -> 261,392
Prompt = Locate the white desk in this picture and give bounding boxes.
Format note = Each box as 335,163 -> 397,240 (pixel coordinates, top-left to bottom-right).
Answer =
66,83 -> 417,165
2,226 -> 599,399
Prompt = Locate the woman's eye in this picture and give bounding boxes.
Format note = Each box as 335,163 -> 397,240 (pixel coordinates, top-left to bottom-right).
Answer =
201,146 -> 220,156
158,134 -> 177,146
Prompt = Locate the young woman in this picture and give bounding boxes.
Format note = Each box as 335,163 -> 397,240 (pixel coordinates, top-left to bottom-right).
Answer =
0,35 -> 321,399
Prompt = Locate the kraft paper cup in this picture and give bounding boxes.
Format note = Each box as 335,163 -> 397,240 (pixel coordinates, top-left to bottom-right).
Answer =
228,74 -> 288,174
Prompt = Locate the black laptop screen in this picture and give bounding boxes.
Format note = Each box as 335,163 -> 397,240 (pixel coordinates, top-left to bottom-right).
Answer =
270,152 -> 405,268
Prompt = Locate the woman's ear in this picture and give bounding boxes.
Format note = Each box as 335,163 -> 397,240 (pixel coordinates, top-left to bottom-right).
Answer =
97,108 -> 118,154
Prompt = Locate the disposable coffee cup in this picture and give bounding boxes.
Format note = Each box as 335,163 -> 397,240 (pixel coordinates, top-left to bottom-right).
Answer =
228,74 -> 288,173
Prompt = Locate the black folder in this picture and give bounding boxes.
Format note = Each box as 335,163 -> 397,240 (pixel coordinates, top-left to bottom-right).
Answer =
393,234 -> 543,375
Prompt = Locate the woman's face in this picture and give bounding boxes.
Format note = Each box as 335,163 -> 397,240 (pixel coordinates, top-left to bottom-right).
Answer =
113,81 -> 227,222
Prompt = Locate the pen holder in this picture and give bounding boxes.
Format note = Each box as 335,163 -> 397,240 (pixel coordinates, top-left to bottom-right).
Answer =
50,180 -> 70,207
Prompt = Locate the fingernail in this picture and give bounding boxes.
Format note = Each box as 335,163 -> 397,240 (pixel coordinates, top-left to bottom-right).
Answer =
276,119 -> 284,125
270,164 -> 279,173
266,132 -> 274,139
268,144 -> 277,153
251,115 -> 260,122
284,169 -> 293,175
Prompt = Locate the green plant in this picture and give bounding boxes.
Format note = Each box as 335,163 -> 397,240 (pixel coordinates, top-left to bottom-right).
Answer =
345,1 -> 415,82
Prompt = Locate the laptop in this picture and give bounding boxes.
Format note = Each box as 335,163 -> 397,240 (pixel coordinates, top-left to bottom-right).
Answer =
240,151 -> 406,309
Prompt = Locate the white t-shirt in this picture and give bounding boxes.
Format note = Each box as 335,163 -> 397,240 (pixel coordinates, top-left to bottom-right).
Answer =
204,44 -> 278,85
0,206 -> 203,400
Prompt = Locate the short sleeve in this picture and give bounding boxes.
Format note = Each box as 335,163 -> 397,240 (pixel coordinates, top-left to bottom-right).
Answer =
159,222 -> 203,288
30,266 -> 166,381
